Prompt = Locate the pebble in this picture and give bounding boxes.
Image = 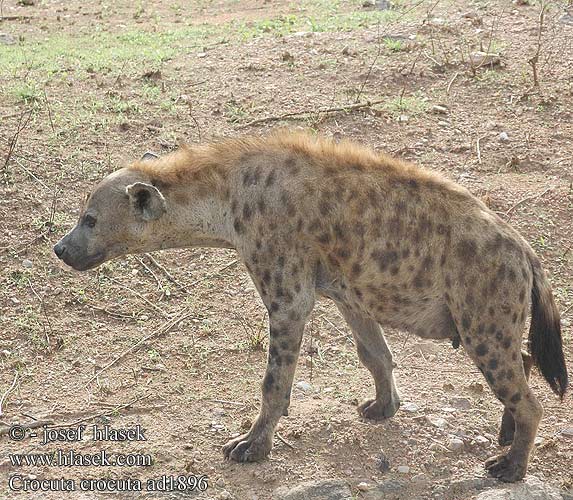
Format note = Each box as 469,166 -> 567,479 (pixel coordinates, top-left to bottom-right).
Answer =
427,415 -> 447,429
215,477 -> 226,488
295,381 -> 312,392
432,104 -> 449,114
398,114 -> 409,122
357,482 -> 371,492
561,319 -> 571,328
22,259 -> 33,269
451,397 -> 472,410
561,428 -> 573,438
474,435 -> 490,445
362,0 -> 376,6
0,32 -> 16,45
470,51 -> 501,66
401,402 -> 419,412
448,438 -> 464,452
397,465 -> 410,474
498,131 -> 510,142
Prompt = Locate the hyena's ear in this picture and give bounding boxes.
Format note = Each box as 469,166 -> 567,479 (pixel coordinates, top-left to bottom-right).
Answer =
125,182 -> 166,221
141,151 -> 159,161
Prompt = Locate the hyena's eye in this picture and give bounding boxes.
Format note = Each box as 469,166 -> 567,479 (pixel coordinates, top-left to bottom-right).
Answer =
83,214 -> 97,228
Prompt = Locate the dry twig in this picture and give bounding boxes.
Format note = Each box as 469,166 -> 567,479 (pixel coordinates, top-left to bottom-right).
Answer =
87,309 -> 194,383
0,371 -> 19,417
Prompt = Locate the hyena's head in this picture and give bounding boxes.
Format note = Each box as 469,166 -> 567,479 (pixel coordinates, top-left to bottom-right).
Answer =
54,154 -> 168,271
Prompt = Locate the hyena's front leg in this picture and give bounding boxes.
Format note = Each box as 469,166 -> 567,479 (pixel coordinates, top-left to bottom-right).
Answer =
223,272 -> 315,462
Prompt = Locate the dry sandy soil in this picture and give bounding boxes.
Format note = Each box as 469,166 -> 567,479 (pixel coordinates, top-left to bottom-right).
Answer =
0,0 -> 572,499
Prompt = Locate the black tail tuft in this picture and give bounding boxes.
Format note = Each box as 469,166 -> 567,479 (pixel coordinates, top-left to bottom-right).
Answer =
528,257 -> 568,399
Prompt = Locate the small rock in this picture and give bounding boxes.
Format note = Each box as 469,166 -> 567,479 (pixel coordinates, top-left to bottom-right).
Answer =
362,0 -> 376,6
443,383 -> 455,391
273,479 -> 352,500
451,397 -> 472,410
218,491 -> 233,500
561,319 -> 571,328
296,381 -> 312,392
22,259 -> 33,269
499,132 -> 510,142
475,475 -> 563,500
429,443 -> 442,451
561,427 -> 573,438
470,51 -> 501,67
362,480 -> 405,500
411,473 -> 427,484
474,435 -> 490,446
398,114 -> 409,122
215,477 -> 226,488
0,32 -> 16,45
402,402 -> 419,412
356,482 -> 371,492
432,104 -> 449,114
559,13 -> 573,25
447,438 -> 464,452
281,52 -> 295,62
376,452 -> 391,472
397,465 -> 410,474
438,120 -> 449,127
534,436 -> 544,446
197,52 -> 207,58
9,297 -> 20,305
427,415 -> 447,429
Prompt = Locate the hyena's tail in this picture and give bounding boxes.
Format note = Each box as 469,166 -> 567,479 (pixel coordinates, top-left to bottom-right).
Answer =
528,254 -> 568,399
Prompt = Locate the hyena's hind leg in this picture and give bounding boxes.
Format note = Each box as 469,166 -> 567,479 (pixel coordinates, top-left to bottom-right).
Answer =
458,320 -> 542,482
498,350 -> 534,446
336,304 -> 400,420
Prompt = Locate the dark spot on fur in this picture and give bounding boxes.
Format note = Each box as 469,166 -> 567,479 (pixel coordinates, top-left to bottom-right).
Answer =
462,313 -> 471,330
257,198 -> 266,214
475,343 -> 488,356
265,170 -> 276,187
510,393 -> 521,403
502,337 -> 511,349
477,323 -> 485,335
270,302 -> 280,313
233,218 -> 245,234
496,387 -> 509,400
519,288 -> 526,303
263,372 -> 275,392
488,357 -> 499,370
488,306 -> 495,316
351,263 -> 362,277
506,368 -> 515,380
456,239 -> 477,260
512,312 -> 518,324
242,204 -> 252,220
294,283 -> 301,293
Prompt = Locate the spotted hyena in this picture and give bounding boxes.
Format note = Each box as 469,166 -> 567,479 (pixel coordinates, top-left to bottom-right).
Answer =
54,130 -> 568,482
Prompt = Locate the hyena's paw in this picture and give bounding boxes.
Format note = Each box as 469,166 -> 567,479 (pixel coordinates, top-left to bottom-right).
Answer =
222,431 -> 273,463
485,454 -> 526,482
358,396 -> 400,421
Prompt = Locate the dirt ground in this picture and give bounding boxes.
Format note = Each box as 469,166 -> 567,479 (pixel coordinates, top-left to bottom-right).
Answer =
1,0 -> 572,499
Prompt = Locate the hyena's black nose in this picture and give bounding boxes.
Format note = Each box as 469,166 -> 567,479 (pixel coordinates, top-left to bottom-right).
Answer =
53,241 -> 66,259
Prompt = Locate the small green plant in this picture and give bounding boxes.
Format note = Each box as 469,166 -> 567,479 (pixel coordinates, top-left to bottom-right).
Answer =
224,99 -> 250,123
385,92 -> 428,116
383,37 -> 406,52
13,82 -> 41,104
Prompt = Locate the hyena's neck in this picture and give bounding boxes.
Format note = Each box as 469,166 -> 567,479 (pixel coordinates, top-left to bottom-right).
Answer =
161,186 -> 236,250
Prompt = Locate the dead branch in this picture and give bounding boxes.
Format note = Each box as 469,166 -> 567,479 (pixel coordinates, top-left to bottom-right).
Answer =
504,186 -> 553,218
0,371 -> 19,417
239,100 -> 387,129
103,275 -> 170,318
276,432 -> 295,449
528,2 -> 547,88
28,278 -> 53,347
188,258 -> 239,287
50,394 -> 151,428
87,309 -> 194,383
3,108 -> 34,171
145,254 -> 191,294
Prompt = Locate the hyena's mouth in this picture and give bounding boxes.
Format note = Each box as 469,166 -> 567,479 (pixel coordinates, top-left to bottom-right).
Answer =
58,249 -> 106,272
